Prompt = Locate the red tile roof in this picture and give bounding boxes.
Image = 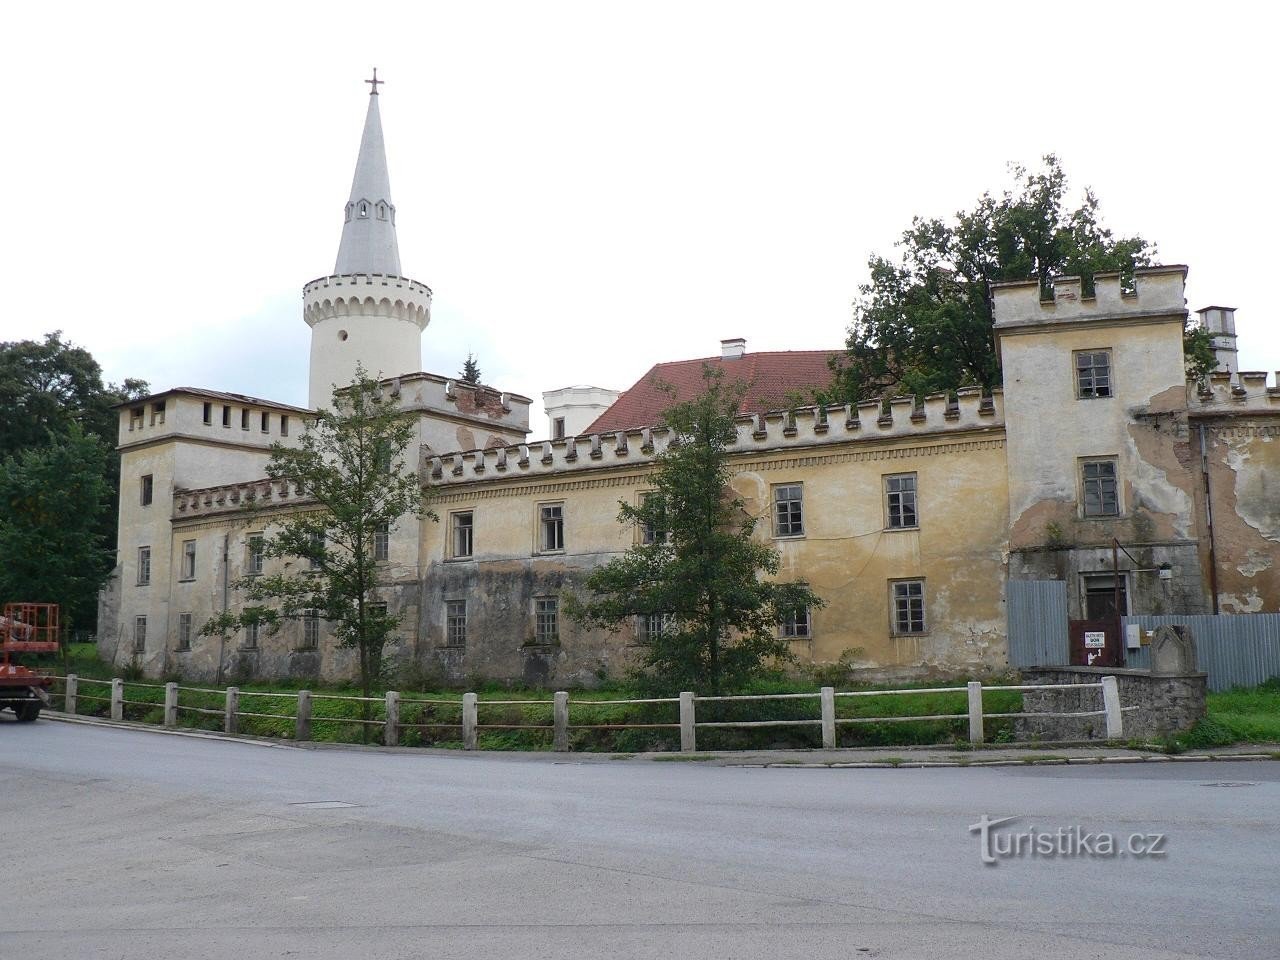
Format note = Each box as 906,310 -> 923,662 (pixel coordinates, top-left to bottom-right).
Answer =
586,351 -> 839,433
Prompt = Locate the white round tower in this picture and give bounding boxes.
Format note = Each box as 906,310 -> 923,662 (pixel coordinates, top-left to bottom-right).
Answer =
305,72 -> 431,408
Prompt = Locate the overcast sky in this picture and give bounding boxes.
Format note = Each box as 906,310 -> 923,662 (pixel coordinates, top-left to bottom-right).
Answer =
3,1 -> 1275,434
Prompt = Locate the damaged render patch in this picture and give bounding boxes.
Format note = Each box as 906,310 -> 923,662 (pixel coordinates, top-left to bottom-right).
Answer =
1237,549 -> 1275,579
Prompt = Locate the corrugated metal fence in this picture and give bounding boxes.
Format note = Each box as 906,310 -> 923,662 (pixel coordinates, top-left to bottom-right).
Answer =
1007,580 -> 1068,668
1123,614 -> 1280,692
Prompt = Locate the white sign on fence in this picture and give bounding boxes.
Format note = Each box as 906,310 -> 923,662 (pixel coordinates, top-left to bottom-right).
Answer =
1084,631 -> 1106,649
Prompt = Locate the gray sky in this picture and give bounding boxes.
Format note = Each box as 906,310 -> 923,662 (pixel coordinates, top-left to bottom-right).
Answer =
3,1 -> 1276,434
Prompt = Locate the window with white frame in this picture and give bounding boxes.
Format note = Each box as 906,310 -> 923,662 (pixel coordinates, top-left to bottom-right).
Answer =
638,491 -> 669,546
891,580 -> 926,635
133,615 -> 147,653
538,502 -> 565,552
445,599 -> 467,647
308,530 -> 324,570
779,606 -> 812,639
177,613 -> 192,651
635,612 -> 676,644
180,540 -> 196,580
247,534 -> 265,575
534,596 -> 559,644
1081,459 -> 1120,517
373,522 -> 390,562
773,484 -> 804,537
1076,350 -> 1112,399
451,511 -> 474,559
300,610 -> 319,650
885,473 -> 918,529
140,474 -> 154,506
137,546 -> 151,586
553,417 -> 566,440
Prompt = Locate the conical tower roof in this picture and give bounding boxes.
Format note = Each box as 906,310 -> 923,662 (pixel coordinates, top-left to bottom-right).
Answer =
334,76 -> 402,275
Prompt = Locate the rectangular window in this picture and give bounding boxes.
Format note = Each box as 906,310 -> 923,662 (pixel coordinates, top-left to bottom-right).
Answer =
553,417 -> 566,440
247,534 -> 264,575
373,522 -> 390,562
885,474 -> 918,529
445,599 -> 467,647
892,580 -> 926,635
534,596 -> 559,644
243,621 -> 260,650
773,484 -> 804,537
177,613 -> 192,652
241,408 -> 250,430
129,406 -> 144,430
308,530 -> 324,570
451,511 -> 474,559
280,415 -> 289,436
638,491 -> 669,546
151,401 -> 166,425
539,502 -> 565,553
180,539 -> 196,580
222,404 -> 231,427
137,546 -> 151,586
1076,350 -> 1112,399
300,610 -> 319,650
635,612 -> 675,644
260,411 -> 269,433
133,615 -> 147,653
779,606 -> 812,639
1081,459 -> 1120,517
140,474 -> 154,506
202,402 -> 213,425
1083,574 -> 1129,620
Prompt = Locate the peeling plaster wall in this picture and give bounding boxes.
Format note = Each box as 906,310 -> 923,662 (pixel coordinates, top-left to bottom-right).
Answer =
1202,419 -> 1280,613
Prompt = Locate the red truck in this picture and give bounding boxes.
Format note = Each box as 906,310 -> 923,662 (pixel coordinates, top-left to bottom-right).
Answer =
0,603 -> 59,722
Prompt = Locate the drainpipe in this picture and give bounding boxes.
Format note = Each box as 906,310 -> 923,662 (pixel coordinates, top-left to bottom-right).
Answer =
216,533 -> 230,685
1198,424 -> 1221,614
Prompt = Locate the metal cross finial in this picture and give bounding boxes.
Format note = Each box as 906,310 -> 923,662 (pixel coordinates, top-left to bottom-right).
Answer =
366,68 -> 383,95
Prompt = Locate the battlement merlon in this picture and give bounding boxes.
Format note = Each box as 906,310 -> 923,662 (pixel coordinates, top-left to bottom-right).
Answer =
991,264 -> 1188,331
1190,369 -> 1280,415
425,389 -> 1005,486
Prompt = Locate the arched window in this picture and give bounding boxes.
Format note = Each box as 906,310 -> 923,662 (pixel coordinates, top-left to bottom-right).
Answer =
359,202 -> 368,218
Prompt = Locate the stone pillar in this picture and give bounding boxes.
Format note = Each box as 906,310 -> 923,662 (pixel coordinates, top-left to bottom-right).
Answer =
820,687 -> 836,749
462,692 -> 478,750
967,681 -> 985,744
64,674 -> 78,715
296,690 -> 312,741
384,690 -> 400,747
224,686 -> 239,735
1102,675 -> 1123,739
110,678 -> 123,721
679,692 -> 696,753
553,691 -> 569,752
163,682 -> 178,728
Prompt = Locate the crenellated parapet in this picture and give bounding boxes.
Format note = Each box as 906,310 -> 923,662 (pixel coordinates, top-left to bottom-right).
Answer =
1190,370 -> 1280,415
303,273 -> 431,331
425,389 -> 1003,485
173,479 -> 312,520
992,265 -> 1188,329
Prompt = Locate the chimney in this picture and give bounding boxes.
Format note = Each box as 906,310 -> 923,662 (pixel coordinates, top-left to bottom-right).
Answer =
1196,306 -> 1238,376
721,337 -> 746,360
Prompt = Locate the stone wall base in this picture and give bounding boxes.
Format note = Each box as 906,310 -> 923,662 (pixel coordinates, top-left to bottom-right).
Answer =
1018,666 -> 1206,741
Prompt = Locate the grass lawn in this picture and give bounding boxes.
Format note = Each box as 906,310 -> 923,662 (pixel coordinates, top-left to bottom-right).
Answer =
1175,679 -> 1280,749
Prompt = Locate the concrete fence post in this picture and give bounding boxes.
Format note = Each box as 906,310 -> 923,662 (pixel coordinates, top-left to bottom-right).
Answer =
296,690 -> 312,741
64,674 -> 78,715
553,691 -> 570,752
110,678 -> 123,721
224,686 -> 239,735
820,687 -> 836,749
462,692 -> 478,750
163,682 -> 178,727
384,690 -> 400,747
679,691 -> 696,753
1101,675 -> 1124,739
967,681 -> 985,744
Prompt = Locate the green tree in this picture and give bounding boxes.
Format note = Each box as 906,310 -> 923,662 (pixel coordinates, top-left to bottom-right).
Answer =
0,425 -> 113,632
460,353 -> 481,385
824,156 -> 1209,402
201,368 -> 434,710
567,368 -> 822,694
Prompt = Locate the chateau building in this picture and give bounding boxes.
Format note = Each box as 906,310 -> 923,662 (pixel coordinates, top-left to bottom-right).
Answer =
98,83 -> 1280,685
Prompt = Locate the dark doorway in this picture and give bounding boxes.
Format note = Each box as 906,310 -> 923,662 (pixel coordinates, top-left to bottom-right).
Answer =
1083,574 -> 1128,621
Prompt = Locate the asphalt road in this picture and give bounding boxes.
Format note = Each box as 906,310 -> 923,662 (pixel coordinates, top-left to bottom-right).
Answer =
2,720 -> 1277,959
